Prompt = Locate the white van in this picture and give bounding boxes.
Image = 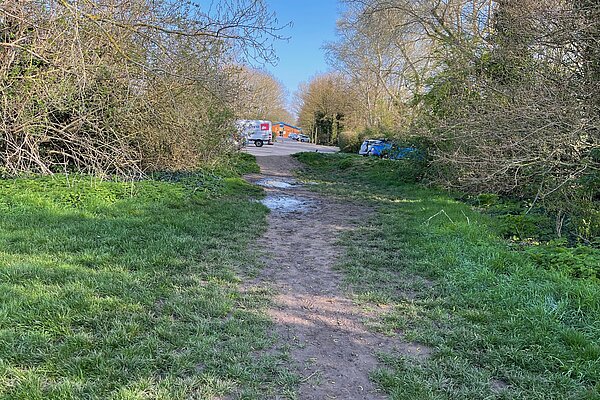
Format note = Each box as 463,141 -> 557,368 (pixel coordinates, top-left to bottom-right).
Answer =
236,120 -> 273,147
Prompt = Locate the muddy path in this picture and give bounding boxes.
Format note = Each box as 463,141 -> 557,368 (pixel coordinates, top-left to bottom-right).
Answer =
245,155 -> 429,400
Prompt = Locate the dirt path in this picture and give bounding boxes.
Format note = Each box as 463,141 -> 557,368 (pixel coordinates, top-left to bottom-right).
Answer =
245,156 -> 429,400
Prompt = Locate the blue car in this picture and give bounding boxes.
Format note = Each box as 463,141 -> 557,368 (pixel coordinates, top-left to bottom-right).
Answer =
359,139 -> 417,160
358,139 -> 385,156
369,141 -> 393,157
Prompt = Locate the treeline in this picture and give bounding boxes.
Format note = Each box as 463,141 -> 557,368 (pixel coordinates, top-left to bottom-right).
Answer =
297,0 -> 599,240
238,67 -> 293,124
0,0 -> 286,176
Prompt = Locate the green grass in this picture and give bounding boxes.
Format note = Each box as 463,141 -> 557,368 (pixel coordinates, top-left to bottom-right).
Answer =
0,154 -> 297,399
295,152 -> 600,400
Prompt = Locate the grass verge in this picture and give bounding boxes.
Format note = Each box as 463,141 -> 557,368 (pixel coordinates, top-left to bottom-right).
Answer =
295,152 -> 600,400
0,154 -> 296,399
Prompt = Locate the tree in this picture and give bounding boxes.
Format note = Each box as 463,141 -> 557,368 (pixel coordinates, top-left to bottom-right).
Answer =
235,68 -> 293,123
0,0 -> 285,175
327,0 -> 599,237
296,73 -> 350,145
326,1 -> 434,133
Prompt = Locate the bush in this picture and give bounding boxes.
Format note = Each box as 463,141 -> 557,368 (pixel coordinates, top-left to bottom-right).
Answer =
1,1 -> 277,177
338,130 -> 362,153
496,213 -> 556,242
525,241 -> 600,280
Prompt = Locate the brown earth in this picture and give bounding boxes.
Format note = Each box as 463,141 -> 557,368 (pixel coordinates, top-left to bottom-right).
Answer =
245,155 -> 430,400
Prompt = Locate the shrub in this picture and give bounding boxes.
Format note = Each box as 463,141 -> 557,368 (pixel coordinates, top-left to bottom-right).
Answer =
338,130 -> 362,153
525,241 -> 600,280
496,213 -> 556,242
0,1 -> 278,176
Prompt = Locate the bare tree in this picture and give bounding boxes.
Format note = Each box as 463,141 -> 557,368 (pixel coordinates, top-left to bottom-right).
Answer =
235,67 -> 293,123
328,0 -> 599,237
326,2 -> 426,132
0,0 -> 285,176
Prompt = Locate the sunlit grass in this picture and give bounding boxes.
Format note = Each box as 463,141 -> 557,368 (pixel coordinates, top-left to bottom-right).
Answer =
0,154 -> 296,399
296,152 -> 600,400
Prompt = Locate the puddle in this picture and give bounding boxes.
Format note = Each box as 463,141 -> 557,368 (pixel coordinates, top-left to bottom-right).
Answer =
260,195 -> 312,212
255,178 -> 299,189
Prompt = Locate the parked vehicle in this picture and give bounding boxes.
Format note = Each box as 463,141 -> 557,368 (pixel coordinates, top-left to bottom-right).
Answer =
236,120 -> 273,147
289,133 -> 300,140
368,140 -> 394,157
359,139 -> 385,156
359,139 -> 418,160
298,134 -> 310,142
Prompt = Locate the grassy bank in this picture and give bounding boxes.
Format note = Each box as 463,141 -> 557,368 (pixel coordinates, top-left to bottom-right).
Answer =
296,152 -> 600,400
0,154 -> 296,399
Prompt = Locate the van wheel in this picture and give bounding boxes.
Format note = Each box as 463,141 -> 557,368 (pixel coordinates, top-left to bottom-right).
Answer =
255,139 -> 264,147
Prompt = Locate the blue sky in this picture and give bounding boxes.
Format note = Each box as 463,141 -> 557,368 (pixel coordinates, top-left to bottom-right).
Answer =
263,1 -> 342,98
